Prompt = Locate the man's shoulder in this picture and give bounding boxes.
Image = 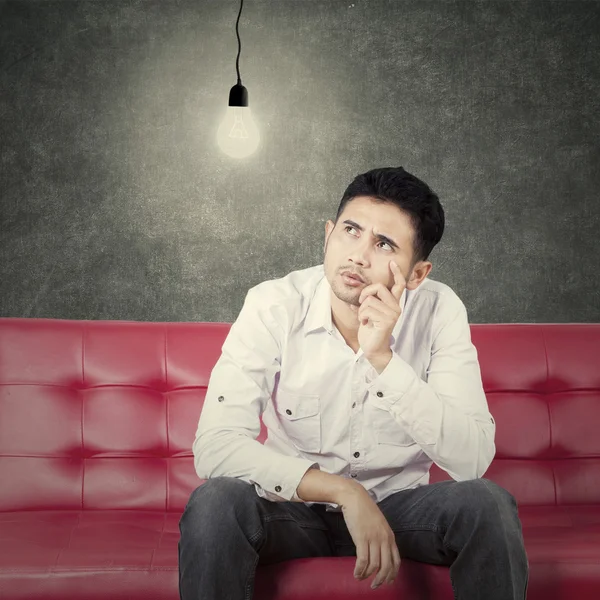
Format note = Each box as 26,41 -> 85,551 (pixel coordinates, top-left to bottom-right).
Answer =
412,276 -> 467,318
248,263 -> 323,306
242,264 -> 323,327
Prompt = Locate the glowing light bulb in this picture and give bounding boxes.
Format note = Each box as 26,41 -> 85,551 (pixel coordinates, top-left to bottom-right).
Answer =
216,83 -> 260,159
216,106 -> 260,159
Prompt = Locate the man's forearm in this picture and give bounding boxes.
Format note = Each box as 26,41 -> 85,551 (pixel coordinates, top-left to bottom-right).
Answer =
296,467 -> 365,505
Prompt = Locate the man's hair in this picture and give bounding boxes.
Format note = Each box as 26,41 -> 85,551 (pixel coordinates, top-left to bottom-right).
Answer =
334,166 -> 445,267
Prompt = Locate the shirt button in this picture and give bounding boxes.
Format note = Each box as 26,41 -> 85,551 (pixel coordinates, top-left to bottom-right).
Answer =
218,396 -> 225,402
376,391 -> 383,397
351,474 -> 357,478
352,402 -> 356,408
353,452 -> 360,458
275,485 -> 282,492
285,409 -> 292,415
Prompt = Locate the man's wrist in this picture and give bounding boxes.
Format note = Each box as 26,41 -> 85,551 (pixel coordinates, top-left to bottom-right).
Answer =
333,478 -> 367,506
366,349 -> 393,374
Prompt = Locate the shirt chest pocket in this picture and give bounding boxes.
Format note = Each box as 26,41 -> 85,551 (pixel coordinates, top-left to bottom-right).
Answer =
275,388 -> 321,454
370,405 -> 416,447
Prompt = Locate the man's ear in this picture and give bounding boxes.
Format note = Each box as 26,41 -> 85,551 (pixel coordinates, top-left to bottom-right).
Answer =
324,220 -> 334,253
407,261 -> 432,289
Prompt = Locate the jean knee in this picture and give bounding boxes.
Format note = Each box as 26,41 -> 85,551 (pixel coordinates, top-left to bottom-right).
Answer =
479,478 -> 518,507
450,479 -> 515,519
180,477 -> 256,529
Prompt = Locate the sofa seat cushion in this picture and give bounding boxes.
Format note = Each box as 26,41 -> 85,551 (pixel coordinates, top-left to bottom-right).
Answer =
1,505 -> 600,600
0,510 -> 180,600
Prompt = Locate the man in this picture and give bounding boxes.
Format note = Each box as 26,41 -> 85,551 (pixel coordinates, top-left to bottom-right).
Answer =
178,166 -> 529,599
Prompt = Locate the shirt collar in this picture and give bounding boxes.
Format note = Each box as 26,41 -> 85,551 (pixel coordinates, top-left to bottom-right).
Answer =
304,272 -> 408,344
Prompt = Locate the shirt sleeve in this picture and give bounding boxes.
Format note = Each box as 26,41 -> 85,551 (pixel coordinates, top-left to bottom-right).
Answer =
193,286 -> 318,502
364,298 -> 496,481
255,463 -> 321,502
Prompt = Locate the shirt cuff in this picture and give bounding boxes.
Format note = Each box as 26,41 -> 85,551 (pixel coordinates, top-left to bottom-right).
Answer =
292,463 -> 320,501
366,350 -> 420,410
253,458 -> 320,502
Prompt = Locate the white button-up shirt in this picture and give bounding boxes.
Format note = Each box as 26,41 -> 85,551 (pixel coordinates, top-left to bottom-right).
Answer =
193,263 -> 496,511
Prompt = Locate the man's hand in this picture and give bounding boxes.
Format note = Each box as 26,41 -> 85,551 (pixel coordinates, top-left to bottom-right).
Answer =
357,260 -> 406,359
338,485 -> 401,589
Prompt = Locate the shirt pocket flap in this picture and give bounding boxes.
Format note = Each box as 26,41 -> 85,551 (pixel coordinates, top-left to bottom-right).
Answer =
276,389 -> 320,421
375,424 -> 415,446
370,405 -> 415,446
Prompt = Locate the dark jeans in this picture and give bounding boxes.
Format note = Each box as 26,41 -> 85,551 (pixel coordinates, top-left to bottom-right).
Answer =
178,476 -> 529,600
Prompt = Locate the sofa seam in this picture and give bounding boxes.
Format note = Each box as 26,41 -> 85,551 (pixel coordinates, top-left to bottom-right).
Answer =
149,513 -> 167,570
52,511 -> 80,570
164,323 -> 169,512
541,327 -> 557,506
81,323 -> 86,510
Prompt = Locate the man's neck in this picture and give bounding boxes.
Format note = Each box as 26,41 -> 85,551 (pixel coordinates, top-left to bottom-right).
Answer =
330,293 -> 360,341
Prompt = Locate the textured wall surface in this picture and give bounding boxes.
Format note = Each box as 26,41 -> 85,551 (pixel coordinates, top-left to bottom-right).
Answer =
1,0 -> 598,323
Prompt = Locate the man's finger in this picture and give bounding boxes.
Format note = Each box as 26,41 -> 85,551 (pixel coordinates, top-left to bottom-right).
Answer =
389,542 -> 402,583
371,543 -> 392,589
390,260 -> 406,299
354,541 -> 369,579
363,541 -> 381,579
359,283 -> 397,308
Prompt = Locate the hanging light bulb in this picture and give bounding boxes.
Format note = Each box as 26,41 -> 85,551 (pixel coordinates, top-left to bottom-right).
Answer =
216,0 -> 260,159
216,83 -> 260,159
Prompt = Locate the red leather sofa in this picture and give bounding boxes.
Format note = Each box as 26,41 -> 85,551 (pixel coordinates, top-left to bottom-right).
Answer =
1,317 -> 599,600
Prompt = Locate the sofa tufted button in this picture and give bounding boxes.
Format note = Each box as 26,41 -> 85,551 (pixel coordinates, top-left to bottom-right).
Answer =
376,391 -> 383,397
275,485 -> 282,492
218,396 -> 225,402
351,474 -> 357,478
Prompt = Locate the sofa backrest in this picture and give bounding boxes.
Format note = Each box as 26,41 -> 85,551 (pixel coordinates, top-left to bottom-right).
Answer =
1,318 -> 599,512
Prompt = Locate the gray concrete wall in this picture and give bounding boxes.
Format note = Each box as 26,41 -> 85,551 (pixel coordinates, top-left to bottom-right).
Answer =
1,0 -> 598,323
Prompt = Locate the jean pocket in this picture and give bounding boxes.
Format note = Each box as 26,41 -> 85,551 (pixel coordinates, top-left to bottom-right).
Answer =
275,388 -> 321,453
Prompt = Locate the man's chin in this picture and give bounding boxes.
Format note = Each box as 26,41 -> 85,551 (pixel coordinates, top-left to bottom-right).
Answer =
337,292 -> 361,308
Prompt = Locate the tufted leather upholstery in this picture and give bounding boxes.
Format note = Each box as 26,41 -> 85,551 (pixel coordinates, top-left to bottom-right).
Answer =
1,317 -> 599,599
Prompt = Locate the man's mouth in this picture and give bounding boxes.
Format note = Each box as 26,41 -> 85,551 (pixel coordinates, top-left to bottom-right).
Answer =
341,271 -> 364,283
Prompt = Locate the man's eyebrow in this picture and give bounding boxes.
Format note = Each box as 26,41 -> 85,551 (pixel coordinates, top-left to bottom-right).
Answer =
342,219 -> 400,250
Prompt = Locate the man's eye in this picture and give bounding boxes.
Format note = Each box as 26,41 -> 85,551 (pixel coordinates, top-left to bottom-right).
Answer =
345,226 -> 392,250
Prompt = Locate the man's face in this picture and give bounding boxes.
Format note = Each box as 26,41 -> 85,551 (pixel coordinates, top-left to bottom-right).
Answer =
323,196 -> 430,308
